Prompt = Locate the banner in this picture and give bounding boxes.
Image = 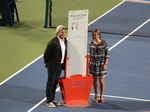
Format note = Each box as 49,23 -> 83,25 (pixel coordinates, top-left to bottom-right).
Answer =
67,9 -> 88,77
0,0 -> 7,26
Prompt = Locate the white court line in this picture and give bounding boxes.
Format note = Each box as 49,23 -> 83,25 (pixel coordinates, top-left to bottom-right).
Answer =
0,54 -> 43,86
55,89 -> 150,102
88,1 -> 125,26
27,97 -> 46,112
109,18 -> 150,51
90,93 -> 150,102
27,87 -> 60,112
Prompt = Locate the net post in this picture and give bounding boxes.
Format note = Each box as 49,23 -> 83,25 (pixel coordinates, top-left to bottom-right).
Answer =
44,0 -> 49,28
49,0 -> 52,28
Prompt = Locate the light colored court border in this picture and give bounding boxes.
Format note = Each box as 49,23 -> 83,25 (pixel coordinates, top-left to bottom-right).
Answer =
125,0 -> 150,4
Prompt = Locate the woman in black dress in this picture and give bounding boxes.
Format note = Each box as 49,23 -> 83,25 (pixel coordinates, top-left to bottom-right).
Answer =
89,29 -> 110,103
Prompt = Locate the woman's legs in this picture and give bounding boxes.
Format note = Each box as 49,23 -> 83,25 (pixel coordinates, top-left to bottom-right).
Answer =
99,77 -> 105,102
99,77 -> 105,95
93,77 -> 105,102
93,78 -> 98,102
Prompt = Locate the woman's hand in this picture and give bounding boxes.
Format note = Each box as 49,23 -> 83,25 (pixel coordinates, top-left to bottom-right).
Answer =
102,64 -> 107,70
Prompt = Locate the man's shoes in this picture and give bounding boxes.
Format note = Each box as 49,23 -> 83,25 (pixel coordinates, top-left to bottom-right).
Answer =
53,100 -> 61,105
46,102 -> 56,108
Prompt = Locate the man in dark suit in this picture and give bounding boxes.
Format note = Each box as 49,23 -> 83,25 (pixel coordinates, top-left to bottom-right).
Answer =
44,25 -> 67,108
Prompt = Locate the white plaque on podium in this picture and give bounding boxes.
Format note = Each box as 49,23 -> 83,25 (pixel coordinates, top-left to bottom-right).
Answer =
66,9 -> 88,78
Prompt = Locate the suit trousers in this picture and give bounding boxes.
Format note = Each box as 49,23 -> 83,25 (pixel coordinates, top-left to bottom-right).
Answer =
46,65 -> 62,103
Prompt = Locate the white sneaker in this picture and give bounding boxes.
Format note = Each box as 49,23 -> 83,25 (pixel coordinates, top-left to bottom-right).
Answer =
46,102 -> 56,108
53,100 -> 60,105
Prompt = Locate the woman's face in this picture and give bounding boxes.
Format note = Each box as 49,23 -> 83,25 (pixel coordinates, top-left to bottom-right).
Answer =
93,32 -> 100,39
57,29 -> 66,39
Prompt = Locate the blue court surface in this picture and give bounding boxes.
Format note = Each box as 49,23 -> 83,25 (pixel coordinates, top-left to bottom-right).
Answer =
0,1 -> 150,112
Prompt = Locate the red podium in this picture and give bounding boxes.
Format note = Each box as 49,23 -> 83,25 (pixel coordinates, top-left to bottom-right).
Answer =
58,56 -> 93,107
59,75 -> 93,106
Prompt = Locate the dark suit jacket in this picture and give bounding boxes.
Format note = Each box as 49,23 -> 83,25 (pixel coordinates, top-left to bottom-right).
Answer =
44,36 -> 67,71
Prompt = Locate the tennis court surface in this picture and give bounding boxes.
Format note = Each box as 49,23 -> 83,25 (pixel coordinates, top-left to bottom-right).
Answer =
0,0 -> 150,112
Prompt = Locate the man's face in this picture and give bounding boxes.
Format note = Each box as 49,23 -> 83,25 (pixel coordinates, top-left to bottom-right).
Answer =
57,29 -> 66,39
